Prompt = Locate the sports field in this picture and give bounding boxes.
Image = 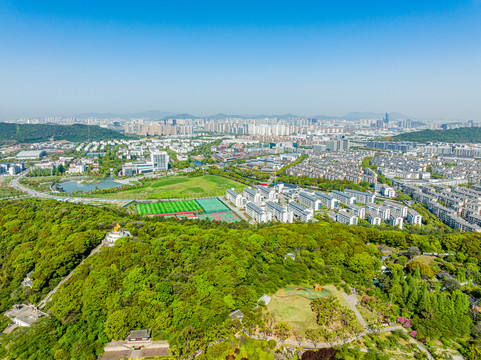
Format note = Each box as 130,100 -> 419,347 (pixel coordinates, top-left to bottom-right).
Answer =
136,200 -> 202,215
95,175 -> 245,200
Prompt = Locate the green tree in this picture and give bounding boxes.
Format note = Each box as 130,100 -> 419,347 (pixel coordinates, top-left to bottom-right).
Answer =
104,310 -> 130,340
274,322 -> 291,343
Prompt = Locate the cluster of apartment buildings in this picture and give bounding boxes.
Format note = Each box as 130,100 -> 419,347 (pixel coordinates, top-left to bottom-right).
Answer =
430,158 -> 481,184
0,162 -> 25,175
226,185 -> 315,223
211,144 -> 280,163
325,190 -> 420,229
117,138 -> 206,159
226,184 -> 421,229
398,181 -> 481,232
365,140 -> 418,152
74,139 -> 125,153
417,143 -> 481,158
124,119 -> 194,136
371,155 -> 436,180
286,151 -> 378,184
236,154 -> 302,173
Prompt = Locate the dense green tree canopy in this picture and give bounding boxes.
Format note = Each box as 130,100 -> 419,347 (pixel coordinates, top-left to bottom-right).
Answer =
0,200 -> 481,359
0,122 -> 133,145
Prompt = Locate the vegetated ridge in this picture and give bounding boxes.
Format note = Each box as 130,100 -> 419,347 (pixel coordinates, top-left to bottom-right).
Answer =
0,122 -> 132,145
0,199 -> 479,359
393,126 -> 481,143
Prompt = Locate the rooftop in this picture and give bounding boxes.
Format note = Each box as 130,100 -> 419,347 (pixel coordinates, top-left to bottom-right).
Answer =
127,329 -> 151,340
5,304 -> 47,326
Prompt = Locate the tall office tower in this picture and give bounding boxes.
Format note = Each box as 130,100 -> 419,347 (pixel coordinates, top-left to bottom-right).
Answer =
150,151 -> 169,171
383,113 -> 390,125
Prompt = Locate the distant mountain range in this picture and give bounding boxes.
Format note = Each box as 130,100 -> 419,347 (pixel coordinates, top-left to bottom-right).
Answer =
74,110 -> 175,120
0,110 -> 462,123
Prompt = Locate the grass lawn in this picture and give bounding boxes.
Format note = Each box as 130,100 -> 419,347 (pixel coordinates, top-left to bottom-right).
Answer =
322,285 -> 351,308
19,176 -> 59,193
95,175 -> 245,200
412,255 -> 437,266
267,284 -> 351,334
0,177 -> 24,198
356,304 -> 380,322
268,290 -> 321,333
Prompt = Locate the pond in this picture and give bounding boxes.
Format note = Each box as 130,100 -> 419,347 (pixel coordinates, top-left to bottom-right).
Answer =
59,177 -> 123,193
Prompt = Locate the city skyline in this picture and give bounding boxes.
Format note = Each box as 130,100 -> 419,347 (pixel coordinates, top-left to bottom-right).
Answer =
1,0 -> 480,120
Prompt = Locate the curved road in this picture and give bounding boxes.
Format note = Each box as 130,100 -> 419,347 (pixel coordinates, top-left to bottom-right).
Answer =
9,169 -> 133,204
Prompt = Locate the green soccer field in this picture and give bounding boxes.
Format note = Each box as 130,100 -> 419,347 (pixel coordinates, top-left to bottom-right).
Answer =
136,200 -> 202,215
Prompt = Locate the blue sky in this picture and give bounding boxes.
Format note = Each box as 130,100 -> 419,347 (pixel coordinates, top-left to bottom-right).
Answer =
0,1 -> 480,119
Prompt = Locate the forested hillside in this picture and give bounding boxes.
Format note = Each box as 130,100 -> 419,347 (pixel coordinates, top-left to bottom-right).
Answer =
393,127 -> 481,143
0,122 -> 131,145
0,200 -> 480,359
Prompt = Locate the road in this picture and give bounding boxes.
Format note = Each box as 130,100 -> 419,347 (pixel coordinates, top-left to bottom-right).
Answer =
9,169 -> 135,204
10,169 -> 50,198
8,171 -> 238,208
342,292 -> 368,329
38,240 -> 106,308
241,325 -> 404,349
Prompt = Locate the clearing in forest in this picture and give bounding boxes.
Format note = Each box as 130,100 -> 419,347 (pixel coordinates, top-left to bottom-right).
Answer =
267,285 -> 333,333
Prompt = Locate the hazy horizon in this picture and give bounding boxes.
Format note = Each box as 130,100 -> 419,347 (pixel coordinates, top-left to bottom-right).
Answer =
1,1 -> 480,120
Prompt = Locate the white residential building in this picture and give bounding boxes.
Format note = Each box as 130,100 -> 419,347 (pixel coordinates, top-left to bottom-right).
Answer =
347,204 -> 366,219
258,186 -> 276,201
298,191 -> 322,210
331,190 -> 356,205
244,188 -> 262,204
407,210 -> 422,225
366,203 -> 391,220
377,184 -> 396,198
226,189 -> 244,207
367,211 -> 383,225
314,191 -> 338,209
336,210 -> 359,225
287,201 -> 314,222
344,189 -> 376,204
384,201 -> 408,218
68,164 -> 86,174
390,215 -> 404,229
246,201 -> 269,223
265,201 -> 293,223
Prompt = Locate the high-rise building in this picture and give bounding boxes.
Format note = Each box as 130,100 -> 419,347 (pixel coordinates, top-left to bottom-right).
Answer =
383,112 -> 390,124
150,151 -> 169,171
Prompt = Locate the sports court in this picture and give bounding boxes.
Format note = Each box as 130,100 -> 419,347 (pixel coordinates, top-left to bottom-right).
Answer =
216,211 -> 240,223
195,198 -> 230,213
197,213 -> 219,221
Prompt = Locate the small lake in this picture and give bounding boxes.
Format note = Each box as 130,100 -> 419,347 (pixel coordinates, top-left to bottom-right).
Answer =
59,178 -> 123,193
